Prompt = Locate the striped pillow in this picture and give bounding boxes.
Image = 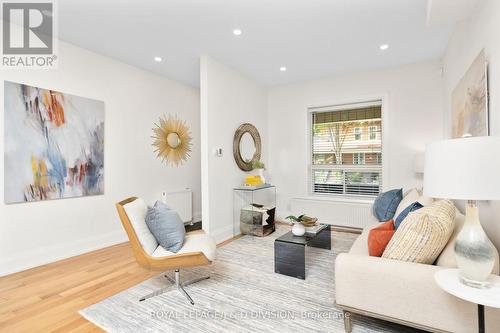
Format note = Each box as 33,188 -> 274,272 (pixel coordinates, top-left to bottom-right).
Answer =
382,200 -> 455,264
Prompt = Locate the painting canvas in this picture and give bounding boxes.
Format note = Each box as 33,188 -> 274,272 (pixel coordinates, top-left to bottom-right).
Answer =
4,81 -> 104,203
452,50 -> 489,138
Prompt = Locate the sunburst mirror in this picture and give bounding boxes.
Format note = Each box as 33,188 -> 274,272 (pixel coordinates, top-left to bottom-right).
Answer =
152,115 -> 192,166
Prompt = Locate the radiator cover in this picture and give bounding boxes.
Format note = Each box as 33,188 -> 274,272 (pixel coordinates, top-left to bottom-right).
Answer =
290,197 -> 377,229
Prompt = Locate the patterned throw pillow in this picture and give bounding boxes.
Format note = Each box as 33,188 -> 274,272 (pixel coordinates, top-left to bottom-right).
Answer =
382,200 -> 455,264
372,189 -> 403,222
368,220 -> 395,257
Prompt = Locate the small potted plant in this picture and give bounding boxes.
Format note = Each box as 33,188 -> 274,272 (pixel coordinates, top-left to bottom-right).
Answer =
286,215 -> 306,236
252,160 -> 266,184
286,214 -> 318,236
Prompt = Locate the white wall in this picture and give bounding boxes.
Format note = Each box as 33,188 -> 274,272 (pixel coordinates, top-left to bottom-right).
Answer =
267,60 -> 445,219
442,0 -> 500,250
200,56 -> 267,242
0,41 -> 201,276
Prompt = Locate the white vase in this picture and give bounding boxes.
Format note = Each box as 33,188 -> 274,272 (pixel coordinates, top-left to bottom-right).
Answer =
454,202 -> 496,288
256,168 -> 266,184
292,223 -> 306,236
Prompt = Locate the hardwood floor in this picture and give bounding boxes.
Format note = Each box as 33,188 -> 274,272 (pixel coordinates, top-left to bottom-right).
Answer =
0,243 -> 149,332
0,236 -> 238,333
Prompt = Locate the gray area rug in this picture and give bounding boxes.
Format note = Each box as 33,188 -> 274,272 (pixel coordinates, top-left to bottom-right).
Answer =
80,227 -> 422,332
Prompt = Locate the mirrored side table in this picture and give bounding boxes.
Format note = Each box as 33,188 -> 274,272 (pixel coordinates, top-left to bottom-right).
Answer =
233,185 -> 276,237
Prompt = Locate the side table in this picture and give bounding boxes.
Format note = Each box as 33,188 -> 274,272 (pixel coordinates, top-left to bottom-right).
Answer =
434,269 -> 500,333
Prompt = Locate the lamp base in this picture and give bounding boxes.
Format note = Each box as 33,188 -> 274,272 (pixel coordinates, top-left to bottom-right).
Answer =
454,201 -> 495,289
459,274 -> 492,289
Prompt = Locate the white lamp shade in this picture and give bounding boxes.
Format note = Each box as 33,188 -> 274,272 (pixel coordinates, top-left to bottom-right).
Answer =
423,136 -> 500,200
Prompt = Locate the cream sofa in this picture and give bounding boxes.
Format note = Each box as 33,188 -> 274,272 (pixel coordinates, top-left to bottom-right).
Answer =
335,211 -> 500,333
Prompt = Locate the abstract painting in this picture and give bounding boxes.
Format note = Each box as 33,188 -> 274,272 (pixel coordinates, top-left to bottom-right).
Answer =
452,50 -> 489,138
4,81 -> 104,203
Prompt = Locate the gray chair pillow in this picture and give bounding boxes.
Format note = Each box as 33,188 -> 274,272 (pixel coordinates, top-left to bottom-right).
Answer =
145,201 -> 185,253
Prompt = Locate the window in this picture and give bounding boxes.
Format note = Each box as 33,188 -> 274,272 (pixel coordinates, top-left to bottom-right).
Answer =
310,102 -> 382,197
353,152 -> 365,165
354,127 -> 362,140
369,126 -> 377,140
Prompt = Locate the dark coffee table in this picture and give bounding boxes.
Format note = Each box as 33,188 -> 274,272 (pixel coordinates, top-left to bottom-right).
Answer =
274,224 -> 331,279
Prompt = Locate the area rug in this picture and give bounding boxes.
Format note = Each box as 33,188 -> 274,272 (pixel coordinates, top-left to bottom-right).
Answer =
80,227 -> 422,332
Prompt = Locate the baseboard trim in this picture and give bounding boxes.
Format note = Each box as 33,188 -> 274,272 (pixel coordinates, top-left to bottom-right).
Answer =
210,225 -> 234,244
0,230 -> 128,277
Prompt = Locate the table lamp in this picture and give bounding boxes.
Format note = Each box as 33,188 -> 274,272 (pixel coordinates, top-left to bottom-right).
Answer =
424,136 -> 500,288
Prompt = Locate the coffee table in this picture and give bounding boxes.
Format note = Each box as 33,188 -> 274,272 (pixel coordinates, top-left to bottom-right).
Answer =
274,224 -> 331,279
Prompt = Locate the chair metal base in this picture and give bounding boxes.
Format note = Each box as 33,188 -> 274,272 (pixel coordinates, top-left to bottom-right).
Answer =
139,269 -> 210,305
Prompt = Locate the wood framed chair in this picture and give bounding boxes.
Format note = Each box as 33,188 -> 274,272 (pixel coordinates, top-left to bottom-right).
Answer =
116,197 -> 216,304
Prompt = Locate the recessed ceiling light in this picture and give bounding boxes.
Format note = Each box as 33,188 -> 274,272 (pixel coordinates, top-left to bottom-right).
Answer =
154,56 -> 162,62
233,29 -> 242,36
379,44 -> 389,51
279,66 -> 287,72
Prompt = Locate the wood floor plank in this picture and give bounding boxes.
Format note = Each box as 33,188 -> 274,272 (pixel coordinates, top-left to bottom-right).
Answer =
0,235 -> 241,332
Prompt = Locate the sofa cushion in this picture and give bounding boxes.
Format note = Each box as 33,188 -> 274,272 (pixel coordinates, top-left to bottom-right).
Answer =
123,198 -> 158,255
394,202 -> 423,229
372,189 -> 403,222
395,188 -> 434,218
417,194 -> 434,206
146,201 -> 185,253
348,223 -> 379,255
152,231 -> 216,261
382,200 -> 455,264
368,220 -> 395,257
394,188 -> 420,217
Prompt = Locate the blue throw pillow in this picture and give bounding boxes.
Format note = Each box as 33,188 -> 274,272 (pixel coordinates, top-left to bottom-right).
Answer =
394,201 -> 423,229
145,201 -> 185,253
373,189 -> 403,222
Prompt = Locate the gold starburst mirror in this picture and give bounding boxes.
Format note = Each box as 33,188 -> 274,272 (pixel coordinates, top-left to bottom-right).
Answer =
152,115 -> 192,166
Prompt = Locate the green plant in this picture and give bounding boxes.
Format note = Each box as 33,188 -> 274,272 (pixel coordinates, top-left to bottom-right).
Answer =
286,214 -> 305,223
252,160 -> 265,169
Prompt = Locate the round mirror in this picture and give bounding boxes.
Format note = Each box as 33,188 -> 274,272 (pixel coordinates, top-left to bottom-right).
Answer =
233,123 -> 262,171
239,132 -> 256,162
166,132 -> 181,148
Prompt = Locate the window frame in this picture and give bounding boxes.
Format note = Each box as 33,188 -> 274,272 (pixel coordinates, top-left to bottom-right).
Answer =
353,152 -> 365,165
369,125 -> 377,140
354,127 -> 362,140
307,98 -> 387,200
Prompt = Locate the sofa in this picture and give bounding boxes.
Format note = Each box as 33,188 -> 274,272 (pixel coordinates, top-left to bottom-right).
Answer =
335,209 -> 500,333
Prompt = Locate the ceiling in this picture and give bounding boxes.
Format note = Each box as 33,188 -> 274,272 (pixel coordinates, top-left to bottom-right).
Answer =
59,0 -> 455,87
427,0 -> 482,26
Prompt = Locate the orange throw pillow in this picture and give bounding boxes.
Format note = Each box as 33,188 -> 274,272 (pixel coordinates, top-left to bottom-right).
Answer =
368,220 -> 395,257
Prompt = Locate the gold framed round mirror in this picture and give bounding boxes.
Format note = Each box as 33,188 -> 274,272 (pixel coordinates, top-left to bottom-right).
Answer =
166,132 -> 181,148
233,123 -> 261,171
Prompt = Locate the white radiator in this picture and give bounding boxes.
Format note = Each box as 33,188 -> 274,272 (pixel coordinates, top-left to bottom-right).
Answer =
290,197 -> 377,229
161,189 -> 193,223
